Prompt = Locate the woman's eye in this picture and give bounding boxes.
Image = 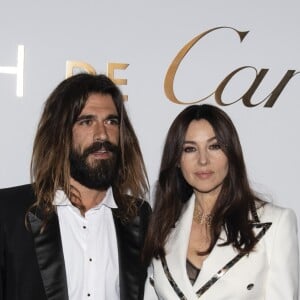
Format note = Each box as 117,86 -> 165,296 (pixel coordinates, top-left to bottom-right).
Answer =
183,146 -> 196,153
208,143 -> 221,150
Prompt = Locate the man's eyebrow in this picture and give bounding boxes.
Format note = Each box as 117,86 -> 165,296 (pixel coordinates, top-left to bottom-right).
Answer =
76,114 -> 119,122
106,114 -> 119,119
76,114 -> 95,121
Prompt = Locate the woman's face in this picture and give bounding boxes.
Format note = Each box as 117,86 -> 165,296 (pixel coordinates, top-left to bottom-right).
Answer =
179,119 -> 229,198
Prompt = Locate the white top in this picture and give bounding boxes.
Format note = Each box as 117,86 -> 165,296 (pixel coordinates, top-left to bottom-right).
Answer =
53,187 -> 120,300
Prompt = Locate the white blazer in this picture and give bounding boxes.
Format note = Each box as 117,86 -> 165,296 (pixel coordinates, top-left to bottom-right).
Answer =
144,196 -> 299,300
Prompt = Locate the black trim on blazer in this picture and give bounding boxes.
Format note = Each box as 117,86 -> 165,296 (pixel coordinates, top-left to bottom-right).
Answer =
28,209 -> 68,300
113,201 -> 151,300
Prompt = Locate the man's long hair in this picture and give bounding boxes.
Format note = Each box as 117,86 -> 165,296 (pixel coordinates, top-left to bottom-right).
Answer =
143,104 -> 264,264
31,73 -> 148,222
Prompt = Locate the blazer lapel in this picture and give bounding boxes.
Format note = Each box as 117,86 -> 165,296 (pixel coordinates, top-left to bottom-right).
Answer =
112,208 -> 143,300
163,197 -> 198,299
162,198 -> 272,299
193,217 -> 272,297
113,209 -> 127,300
28,208 -> 69,300
112,201 -> 151,300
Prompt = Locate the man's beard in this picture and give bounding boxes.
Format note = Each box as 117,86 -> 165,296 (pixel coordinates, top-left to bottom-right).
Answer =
69,141 -> 119,190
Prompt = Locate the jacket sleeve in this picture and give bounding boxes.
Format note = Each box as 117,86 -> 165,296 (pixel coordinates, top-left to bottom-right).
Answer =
0,219 -> 5,300
264,208 -> 299,300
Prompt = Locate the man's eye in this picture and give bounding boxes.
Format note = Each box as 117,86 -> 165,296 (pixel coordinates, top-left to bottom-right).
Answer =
105,118 -> 119,126
183,146 -> 196,153
208,143 -> 221,150
78,119 -> 92,126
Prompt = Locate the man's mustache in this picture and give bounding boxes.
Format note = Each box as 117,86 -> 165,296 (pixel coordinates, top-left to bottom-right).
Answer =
83,141 -> 118,157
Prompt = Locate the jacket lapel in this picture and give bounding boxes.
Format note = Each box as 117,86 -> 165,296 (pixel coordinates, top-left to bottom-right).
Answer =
163,197 -> 272,298
194,229 -> 239,290
113,210 -> 127,300
28,208 -> 69,300
163,197 -> 198,299
193,212 -> 272,296
112,201 -> 151,300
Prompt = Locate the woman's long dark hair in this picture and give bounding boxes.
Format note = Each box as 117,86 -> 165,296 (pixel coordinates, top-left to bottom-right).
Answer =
30,73 -> 148,224
143,104 -> 264,265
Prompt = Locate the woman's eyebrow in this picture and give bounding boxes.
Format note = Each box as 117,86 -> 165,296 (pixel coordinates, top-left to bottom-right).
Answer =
183,136 -> 217,144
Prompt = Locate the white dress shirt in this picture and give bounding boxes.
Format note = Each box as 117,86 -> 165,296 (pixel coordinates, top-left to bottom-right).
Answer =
53,187 -> 120,300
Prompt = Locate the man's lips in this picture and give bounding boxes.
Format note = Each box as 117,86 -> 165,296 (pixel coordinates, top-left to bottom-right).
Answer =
90,149 -> 111,158
82,140 -> 118,161
95,149 -> 109,153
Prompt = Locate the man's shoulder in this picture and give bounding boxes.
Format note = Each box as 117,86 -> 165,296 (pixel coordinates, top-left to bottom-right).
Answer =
0,184 -> 36,213
131,198 -> 152,223
0,183 -> 33,194
136,198 -> 152,215
113,195 -> 151,225
117,194 -> 152,215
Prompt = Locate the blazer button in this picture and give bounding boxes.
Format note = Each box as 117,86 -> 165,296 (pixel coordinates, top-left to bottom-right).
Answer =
247,283 -> 254,290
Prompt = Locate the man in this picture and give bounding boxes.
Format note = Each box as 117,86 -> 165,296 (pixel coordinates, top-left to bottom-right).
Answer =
0,74 -> 151,300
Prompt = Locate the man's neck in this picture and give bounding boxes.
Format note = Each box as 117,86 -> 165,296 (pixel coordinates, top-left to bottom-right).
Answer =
70,178 -> 108,212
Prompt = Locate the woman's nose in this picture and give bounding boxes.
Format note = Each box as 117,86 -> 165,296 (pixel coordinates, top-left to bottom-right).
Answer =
197,150 -> 209,166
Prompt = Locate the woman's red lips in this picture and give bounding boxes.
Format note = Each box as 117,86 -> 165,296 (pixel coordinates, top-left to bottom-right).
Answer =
195,171 -> 213,179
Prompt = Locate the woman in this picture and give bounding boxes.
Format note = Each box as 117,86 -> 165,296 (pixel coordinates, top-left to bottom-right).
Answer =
143,104 -> 299,299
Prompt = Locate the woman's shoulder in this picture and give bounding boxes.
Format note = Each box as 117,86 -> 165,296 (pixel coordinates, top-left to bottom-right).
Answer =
256,200 -> 297,225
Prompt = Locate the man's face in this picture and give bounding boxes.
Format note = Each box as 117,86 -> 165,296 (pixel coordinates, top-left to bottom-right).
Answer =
70,93 -> 120,190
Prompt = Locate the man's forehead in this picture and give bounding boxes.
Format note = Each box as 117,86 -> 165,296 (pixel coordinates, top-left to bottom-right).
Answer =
80,93 -> 118,115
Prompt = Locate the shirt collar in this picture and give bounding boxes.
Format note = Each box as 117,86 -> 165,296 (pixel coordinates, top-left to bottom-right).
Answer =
53,187 -> 118,210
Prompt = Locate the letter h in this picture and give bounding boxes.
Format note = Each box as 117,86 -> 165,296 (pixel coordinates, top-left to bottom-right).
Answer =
0,45 -> 24,97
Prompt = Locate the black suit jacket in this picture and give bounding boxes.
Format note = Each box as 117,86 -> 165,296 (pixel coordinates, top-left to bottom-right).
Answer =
0,184 -> 151,300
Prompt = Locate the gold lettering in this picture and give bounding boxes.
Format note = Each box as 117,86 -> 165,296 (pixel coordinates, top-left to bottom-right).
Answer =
65,61 -> 129,101
215,66 -> 251,106
65,61 -> 96,78
215,66 -> 269,107
216,68 -> 299,107
164,27 -> 249,104
241,68 -> 269,107
264,70 -> 299,107
107,63 -> 129,101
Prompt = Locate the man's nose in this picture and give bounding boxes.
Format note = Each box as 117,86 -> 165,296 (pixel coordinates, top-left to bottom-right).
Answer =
93,122 -> 108,142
